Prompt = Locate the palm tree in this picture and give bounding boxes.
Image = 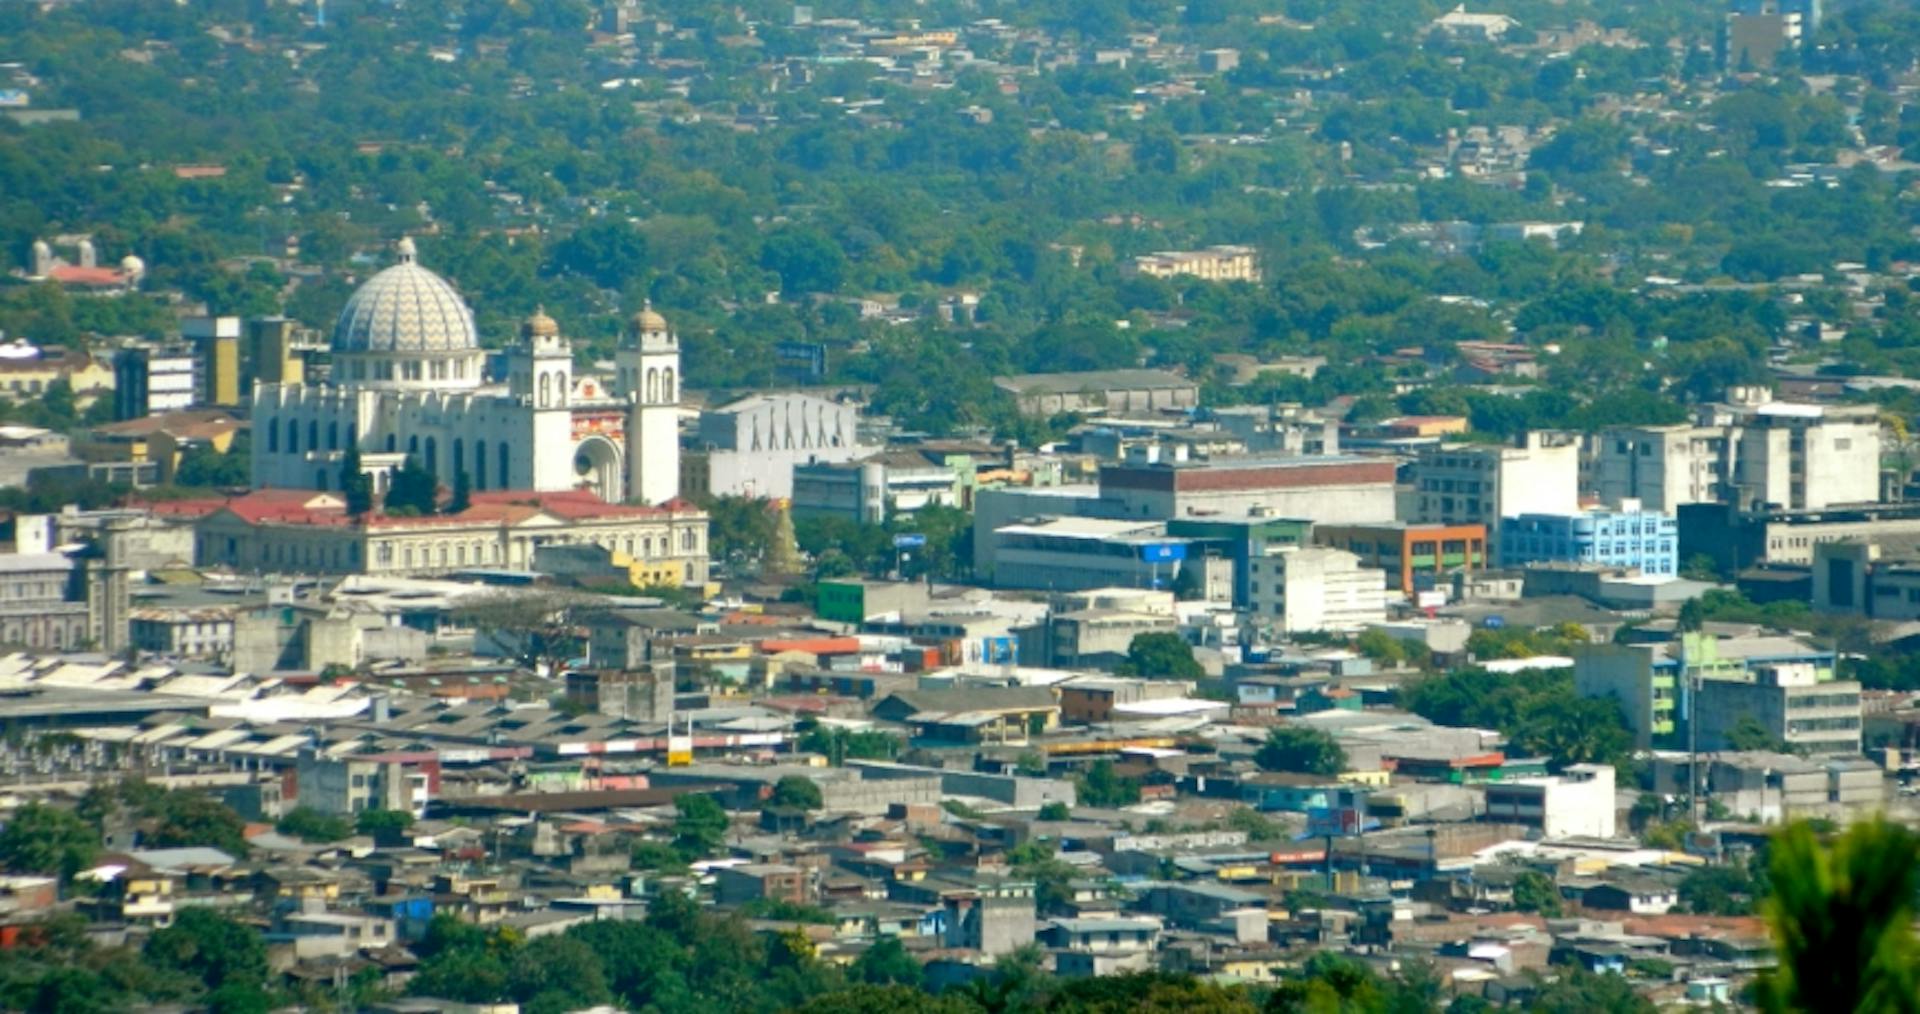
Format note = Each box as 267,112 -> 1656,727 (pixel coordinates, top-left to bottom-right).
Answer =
1758,818 -> 1920,1014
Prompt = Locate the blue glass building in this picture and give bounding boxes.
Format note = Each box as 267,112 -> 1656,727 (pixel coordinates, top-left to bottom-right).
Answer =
1499,504 -> 1679,576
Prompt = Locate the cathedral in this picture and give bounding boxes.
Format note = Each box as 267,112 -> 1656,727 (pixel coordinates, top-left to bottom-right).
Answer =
251,238 -> 682,506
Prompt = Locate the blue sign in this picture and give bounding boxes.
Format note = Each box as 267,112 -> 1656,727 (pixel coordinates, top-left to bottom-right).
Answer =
1137,542 -> 1187,563
1482,615 -> 1506,629
892,533 -> 927,549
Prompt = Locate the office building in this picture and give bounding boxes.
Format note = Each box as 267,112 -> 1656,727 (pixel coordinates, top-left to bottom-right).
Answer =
792,449 -> 965,524
1695,663 -> 1861,757
1102,455 -> 1397,524
1499,501 -> 1678,577
986,517 -> 1191,592
1483,764 -> 1616,839
1595,394 -> 1880,513
1247,546 -> 1389,634
1574,633 -> 1837,750
1166,515 -> 1312,606
113,343 -> 198,421
1313,521 -> 1488,596
1408,433 -> 1580,554
1813,539 -> 1920,621
183,316 -> 240,408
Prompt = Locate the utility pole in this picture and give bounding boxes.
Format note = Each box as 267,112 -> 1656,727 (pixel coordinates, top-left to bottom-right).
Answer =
1688,666 -> 1702,829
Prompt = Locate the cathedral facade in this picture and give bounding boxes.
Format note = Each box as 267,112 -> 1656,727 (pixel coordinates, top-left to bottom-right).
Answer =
251,238 -> 682,506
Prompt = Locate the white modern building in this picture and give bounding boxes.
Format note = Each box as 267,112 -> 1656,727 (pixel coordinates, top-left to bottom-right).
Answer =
686,391 -> 867,500
1594,394 -> 1880,513
1482,763 -> 1616,839
1408,433 -> 1580,555
252,238 -> 683,506
1247,546 -> 1389,634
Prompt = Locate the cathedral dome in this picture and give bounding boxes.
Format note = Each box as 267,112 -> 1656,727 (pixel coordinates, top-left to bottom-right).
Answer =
332,238 -> 478,354
630,302 -> 668,334
522,306 -> 560,339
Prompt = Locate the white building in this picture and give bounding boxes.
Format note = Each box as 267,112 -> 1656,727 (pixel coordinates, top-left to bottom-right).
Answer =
1247,546 -> 1388,634
1483,763 -> 1616,839
687,391 -> 867,500
1594,395 -> 1880,513
251,238 -> 682,506
1409,433 -> 1580,555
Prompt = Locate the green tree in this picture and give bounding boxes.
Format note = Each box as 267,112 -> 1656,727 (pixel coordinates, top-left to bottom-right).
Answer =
1512,870 -> 1564,917
671,793 -> 730,859
1119,632 -> 1203,680
146,792 -> 250,856
275,806 -> 352,843
1529,967 -> 1656,1014
356,809 -> 415,845
849,934 -> 922,987
1255,725 -> 1348,776
341,441 -> 372,517
1758,818 -> 1920,1014
384,454 -> 437,515
769,775 -> 824,811
1680,863 -> 1760,916
1074,759 -> 1141,807
1038,801 -> 1071,821
143,909 -> 269,994
0,802 -> 99,879
449,468 -> 472,514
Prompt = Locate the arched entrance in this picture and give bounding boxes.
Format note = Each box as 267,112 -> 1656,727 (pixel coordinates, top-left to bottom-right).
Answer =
573,436 -> 624,503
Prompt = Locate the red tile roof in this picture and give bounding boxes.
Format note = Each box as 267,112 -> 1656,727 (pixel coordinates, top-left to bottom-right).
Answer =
46,266 -> 129,287
191,488 -> 705,531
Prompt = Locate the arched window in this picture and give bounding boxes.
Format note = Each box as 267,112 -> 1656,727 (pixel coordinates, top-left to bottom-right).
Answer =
408,435 -> 419,456
539,372 -> 550,408
327,422 -> 339,451
386,433 -> 397,453
498,443 -> 510,489
475,440 -> 488,490
308,420 -> 319,452
452,439 -> 465,483
662,367 -> 675,402
267,419 -> 279,453
646,368 -> 659,403
425,437 -> 438,476
288,419 -> 301,454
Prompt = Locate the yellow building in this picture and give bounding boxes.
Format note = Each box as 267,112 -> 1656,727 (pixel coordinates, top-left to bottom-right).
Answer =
1129,245 -> 1261,283
0,342 -> 114,408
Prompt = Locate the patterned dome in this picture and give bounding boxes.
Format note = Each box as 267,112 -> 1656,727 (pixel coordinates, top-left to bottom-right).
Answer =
332,238 -> 478,354
630,301 -> 669,334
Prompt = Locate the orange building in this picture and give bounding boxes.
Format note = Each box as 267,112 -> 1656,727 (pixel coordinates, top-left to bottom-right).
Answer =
1313,521 -> 1488,595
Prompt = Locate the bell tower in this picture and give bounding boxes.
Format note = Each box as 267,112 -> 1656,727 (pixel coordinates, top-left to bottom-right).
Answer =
622,303 -> 681,505
508,307 -> 576,492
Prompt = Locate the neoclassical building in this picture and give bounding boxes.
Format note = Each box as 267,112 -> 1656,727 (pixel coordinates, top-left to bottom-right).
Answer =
251,238 -> 683,506
193,488 -> 709,585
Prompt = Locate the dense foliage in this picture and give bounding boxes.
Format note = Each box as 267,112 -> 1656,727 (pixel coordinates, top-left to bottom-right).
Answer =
1399,667 -> 1634,770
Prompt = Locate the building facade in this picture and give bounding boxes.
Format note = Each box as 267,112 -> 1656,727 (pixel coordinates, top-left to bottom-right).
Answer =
1499,502 -> 1678,577
1247,546 -> 1389,634
251,239 -> 683,507
1408,434 -> 1580,553
1595,397 -> 1880,513
193,488 -> 709,585
1101,456 -> 1398,524
685,391 -> 867,500
1313,521 -> 1488,595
